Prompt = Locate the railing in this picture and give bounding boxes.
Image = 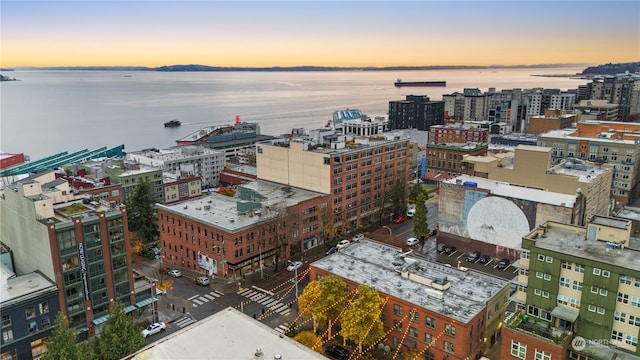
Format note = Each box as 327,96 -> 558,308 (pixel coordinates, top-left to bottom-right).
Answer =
507,310 -> 571,345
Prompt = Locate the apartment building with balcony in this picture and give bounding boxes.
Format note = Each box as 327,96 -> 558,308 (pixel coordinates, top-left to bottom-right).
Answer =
504,217 -> 640,359
424,142 -> 488,181
156,180 -> 330,280
537,120 -> 640,207
0,171 -> 152,340
126,145 -> 225,188
255,131 -> 411,232
309,239 -> 510,359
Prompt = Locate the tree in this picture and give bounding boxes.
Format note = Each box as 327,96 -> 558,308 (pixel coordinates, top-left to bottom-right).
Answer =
413,192 -> 430,240
293,331 -> 322,352
126,179 -> 159,244
340,284 -> 385,354
42,313 -> 84,360
298,280 -> 322,333
391,176 -> 407,215
318,276 -> 349,339
93,301 -> 145,360
407,182 -> 424,204
320,207 -> 337,245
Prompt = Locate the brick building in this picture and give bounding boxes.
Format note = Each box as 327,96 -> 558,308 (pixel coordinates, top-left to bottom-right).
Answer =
424,143 -> 488,181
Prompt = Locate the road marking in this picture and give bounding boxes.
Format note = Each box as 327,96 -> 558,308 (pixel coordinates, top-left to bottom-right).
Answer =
203,294 -> 215,300
276,324 -> 289,333
262,298 -> 276,306
213,290 -> 224,297
192,298 -> 204,305
238,289 -> 253,296
187,294 -> 200,301
251,294 -> 266,301
175,317 -> 195,328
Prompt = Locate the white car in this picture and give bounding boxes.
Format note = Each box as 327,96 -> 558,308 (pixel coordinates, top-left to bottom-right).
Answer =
406,208 -> 416,218
336,240 -> 350,250
406,237 -> 419,246
352,233 -> 364,242
167,269 -> 182,278
142,322 -> 166,338
287,261 -> 303,272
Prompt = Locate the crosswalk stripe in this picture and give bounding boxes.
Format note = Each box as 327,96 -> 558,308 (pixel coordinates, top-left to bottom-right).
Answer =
279,310 -> 291,316
203,294 -> 215,300
187,294 -> 200,301
273,304 -> 288,313
275,324 -> 288,333
262,299 -> 276,306
192,299 -> 204,305
198,297 -> 208,303
209,291 -> 221,298
238,289 -> 252,296
214,290 -> 224,297
269,302 -> 282,311
251,294 -> 265,301
257,297 -> 272,305
175,318 -> 195,328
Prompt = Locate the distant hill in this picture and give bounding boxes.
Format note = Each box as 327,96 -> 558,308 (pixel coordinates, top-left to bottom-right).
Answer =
581,62 -> 640,75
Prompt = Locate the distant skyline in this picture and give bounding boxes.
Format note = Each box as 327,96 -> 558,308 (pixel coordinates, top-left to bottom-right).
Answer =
1,1 -> 638,68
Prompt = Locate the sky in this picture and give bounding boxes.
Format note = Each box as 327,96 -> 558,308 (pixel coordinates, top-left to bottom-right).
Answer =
1,1 -> 639,68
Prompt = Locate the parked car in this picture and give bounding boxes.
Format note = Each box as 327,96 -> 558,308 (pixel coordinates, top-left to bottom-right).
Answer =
443,245 -> 457,255
287,261 -> 303,272
496,258 -> 511,269
436,243 -> 445,253
142,322 -> 166,338
159,267 -> 172,274
466,251 -> 480,262
406,237 -> 419,247
478,255 -> 492,264
352,233 -> 364,242
325,246 -> 338,255
167,269 -> 182,278
392,215 -> 406,224
406,208 -> 416,218
325,345 -> 349,360
195,276 -> 209,286
336,240 -> 350,250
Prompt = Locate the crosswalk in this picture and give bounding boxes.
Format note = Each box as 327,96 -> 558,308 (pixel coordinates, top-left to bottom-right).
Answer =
275,323 -> 289,334
188,290 -> 224,308
237,288 -> 291,316
174,316 -> 196,329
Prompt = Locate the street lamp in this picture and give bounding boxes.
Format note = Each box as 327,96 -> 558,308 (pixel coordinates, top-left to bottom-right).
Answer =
259,244 -> 263,279
288,260 -> 299,299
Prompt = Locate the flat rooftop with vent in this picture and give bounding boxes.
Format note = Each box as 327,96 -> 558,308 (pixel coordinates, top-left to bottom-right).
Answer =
310,239 -> 509,324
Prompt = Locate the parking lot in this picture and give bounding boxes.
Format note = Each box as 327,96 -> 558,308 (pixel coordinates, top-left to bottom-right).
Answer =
433,247 -> 519,281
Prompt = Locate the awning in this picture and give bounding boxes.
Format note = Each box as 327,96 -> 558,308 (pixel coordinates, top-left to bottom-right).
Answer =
136,297 -> 158,308
551,306 -> 579,322
124,305 -> 138,313
92,315 -> 109,326
403,337 -> 417,348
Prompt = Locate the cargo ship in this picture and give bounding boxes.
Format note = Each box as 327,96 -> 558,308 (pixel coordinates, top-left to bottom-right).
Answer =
394,78 -> 446,87
164,119 -> 181,128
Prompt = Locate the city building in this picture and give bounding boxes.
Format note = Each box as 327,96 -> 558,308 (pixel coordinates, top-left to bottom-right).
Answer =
428,124 -> 489,145
163,176 -> 202,204
504,217 -> 640,359
614,206 -> 640,239
126,145 -> 225,188
537,120 -> 640,207
255,131 -> 411,231
218,165 -> 257,186
388,95 -> 445,131
175,120 -> 273,164
156,180 -> 331,281
0,153 -> 26,170
586,74 -> 640,122
490,134 -> 538,148
462,145 -> 613,223
528,110 -> 577,135
574,100 -> 620,121
437,175 -> 584,261
1,263 -> 59,360
424,142 -> 488,181
0,171 -> 153,340
309,239 -> 510,359
125,307 -> 329,360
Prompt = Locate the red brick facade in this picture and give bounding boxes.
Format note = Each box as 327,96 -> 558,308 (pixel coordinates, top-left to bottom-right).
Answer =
501,325 -> 570,360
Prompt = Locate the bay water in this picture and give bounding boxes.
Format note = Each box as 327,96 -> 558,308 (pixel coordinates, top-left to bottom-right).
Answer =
1,66 -> 589,160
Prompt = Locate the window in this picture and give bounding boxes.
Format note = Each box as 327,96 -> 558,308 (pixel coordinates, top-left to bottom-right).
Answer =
570,298 -> 580,308
602,270 -> 610,278
423,350 -> 434,360
542,291 -> 550,298
409,311 -> 418,323
393,304 -> 403,316
535,350 -> 551,360
522,251 -> 530,259
559,277 -> 571,288
575,263 -> 585,273
572,281 -> 583,291
632,296 -> 640,308
591,286 -> 599,294
615,311 -> 626,322
425,333 -> 434,344
25,306 -> 36,319
620,276 -> 632,285
626,335 -> 638,346
629,315 -> 640,327
612,330 -> 623,341
618,292 -> 629,304
593,268 -> 601,275
408,326 -> 418,338
425,316 -> 435,329
546,256 -> 553,263
557,295 -> 568,306
534,289 -> 542,296
444,340 -> 454,353
28,321 -> 37,333
39,302 -> 49,314
561,260 -> 572,270
538,254 -> 545,261
511,340 -> 527,359
599,288 -> 608,296
543,273 -> 551,281
445,324 -> 456,336
2,329 -> 14,342
588,304 -> 596,312
1,314 -> 10,327
536,272 -> 543,279
393,320 -> 402,332
41,316 -> 51,329
597,307 -> 605,315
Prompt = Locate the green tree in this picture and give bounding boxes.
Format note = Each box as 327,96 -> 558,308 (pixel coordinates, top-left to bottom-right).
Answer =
42,313 -> 83,360
318,276 -> 349,339
93,301 -> 145,360
293,331 -> 322,352
413,192 -> 430,240
340,284 -> 385,353
407,182 -> 424,204
391,177 -> 407,216
126,179 -> 159,244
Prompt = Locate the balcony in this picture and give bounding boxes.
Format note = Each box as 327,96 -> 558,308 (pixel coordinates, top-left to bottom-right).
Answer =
507,310 -> 572,345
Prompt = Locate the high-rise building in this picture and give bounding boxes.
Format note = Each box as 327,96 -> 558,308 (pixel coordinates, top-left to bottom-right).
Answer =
0,171 -> 152,340
389,95 -> 445,131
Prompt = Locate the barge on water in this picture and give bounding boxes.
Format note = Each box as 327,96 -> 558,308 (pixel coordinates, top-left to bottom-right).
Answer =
164,119 -> 181,128
394,79 -> 446,87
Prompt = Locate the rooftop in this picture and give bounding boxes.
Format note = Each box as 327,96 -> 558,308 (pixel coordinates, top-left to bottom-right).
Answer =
443,175 -> 577,208
529,223 -> 640,272
539,128 -> 637,145
127,307 -> 328,360
311,239 -> 509,324
0,264 -> 57,308
156,180 -> 327,232
552,159 -> 610,183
